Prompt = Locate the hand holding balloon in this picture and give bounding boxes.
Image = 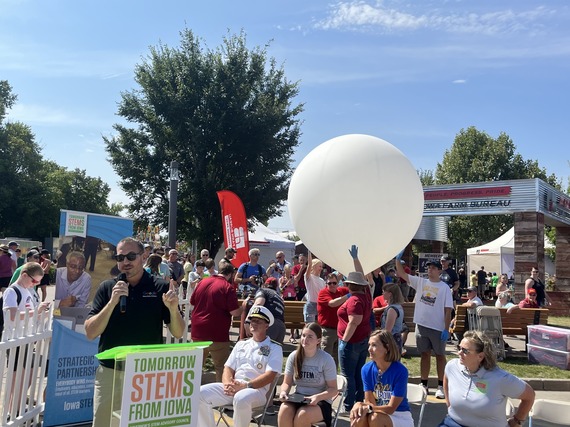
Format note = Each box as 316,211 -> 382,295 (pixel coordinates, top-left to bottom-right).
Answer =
348,245 -> 359,260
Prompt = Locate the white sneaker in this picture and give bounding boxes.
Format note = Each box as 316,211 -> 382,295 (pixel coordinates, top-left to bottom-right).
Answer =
435,386 -> 445,399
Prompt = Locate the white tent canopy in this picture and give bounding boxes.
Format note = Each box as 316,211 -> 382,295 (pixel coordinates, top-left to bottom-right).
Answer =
215,221 -> 296,269
467,227 -> 554,278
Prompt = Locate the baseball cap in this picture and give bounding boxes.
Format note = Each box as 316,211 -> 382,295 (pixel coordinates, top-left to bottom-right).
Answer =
467,286 -> 477,292
8,241 -> 19,247
528,289 -> 537,296
440,255 -> 451,261
426,261 -> 443,270
247,305 -> 274,326
26,250 -> 40,259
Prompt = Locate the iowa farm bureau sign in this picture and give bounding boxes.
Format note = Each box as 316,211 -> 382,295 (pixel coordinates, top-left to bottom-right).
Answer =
422,178 -> 570,227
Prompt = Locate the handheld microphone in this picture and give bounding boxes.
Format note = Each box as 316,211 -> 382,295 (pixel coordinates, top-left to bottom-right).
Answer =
117,273 -> 127,314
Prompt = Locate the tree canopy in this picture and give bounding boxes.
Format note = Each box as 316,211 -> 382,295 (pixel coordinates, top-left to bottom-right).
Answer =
105,29 -> 303,252
434,126 -> 560,259
0,81 -> 116,239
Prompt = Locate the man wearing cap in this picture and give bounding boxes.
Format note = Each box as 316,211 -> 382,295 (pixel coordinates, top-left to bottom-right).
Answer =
462,286 -> 483,308
8,241 -> 19,265
222,247 -> 237,265
251,277 -> 286,343
519,289 -> 540,308
55,251 -> 92,307
440,255 -> 460,305
395,258 -> 453,400
199,305 -> 282,427
524,267 -> 550,307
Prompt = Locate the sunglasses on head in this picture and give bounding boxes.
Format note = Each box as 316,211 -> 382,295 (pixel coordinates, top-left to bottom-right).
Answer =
113,252 -> 141,262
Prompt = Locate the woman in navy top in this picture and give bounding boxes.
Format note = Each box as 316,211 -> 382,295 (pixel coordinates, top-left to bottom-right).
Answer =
350,329 -> 414,427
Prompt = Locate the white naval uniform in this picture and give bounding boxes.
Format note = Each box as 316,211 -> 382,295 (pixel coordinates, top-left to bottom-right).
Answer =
199,336 -> 282,427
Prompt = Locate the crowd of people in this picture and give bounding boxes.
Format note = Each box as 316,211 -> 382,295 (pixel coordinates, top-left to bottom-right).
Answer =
2,239 -> 544,427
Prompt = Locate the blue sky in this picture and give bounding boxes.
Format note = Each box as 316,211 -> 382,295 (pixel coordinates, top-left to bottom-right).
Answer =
2,0 -> 569,232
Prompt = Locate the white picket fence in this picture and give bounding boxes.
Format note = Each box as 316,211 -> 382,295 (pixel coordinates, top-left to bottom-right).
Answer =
1,306 -> 53,426
0,297 -> 191,426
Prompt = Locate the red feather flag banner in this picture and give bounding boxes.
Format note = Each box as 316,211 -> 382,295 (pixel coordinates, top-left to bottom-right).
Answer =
216,190 -> 250,267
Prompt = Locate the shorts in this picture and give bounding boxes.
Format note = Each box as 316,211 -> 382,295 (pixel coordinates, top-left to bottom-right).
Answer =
415,324 -> 446,355
388,410 -> 414,427
288,399 -> 332,427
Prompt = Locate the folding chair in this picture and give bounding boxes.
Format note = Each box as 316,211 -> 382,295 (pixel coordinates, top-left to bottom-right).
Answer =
528,398 -> 570,426
216,373 -> 281,427
407,383 -> 427,427
475,306 -> 506,360
312,375 -> 348,427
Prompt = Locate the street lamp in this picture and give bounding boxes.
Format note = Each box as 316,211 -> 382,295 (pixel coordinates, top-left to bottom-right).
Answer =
168,160 -> 179,249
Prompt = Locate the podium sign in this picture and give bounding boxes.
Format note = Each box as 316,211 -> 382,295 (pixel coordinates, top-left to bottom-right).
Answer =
96,342 -> 210,427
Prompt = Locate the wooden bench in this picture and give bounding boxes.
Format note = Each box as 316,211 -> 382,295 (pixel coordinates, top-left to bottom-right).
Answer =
232,300 -> 306,330
451,305 -> 549,337
402,302 -> 416,332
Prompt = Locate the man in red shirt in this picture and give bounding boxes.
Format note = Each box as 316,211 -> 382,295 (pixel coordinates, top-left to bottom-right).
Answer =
317,273 -> 350,367
190,261 -> 243,381
518,289 -> 540,308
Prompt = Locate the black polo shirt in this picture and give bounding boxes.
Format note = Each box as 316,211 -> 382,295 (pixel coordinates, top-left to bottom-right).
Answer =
89,270 -> 171,368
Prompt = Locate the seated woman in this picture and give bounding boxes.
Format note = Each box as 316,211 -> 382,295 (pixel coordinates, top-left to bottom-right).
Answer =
278,323 -> 338,427
439,330 -> 535,427
350,329 -> 414,427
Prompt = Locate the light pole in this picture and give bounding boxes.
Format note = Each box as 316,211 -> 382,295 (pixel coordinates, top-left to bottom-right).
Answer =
168,160 -> 179,249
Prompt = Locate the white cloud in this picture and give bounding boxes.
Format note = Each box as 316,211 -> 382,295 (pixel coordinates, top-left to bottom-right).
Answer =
453,79 -> 466,84
314,1 -> 556,35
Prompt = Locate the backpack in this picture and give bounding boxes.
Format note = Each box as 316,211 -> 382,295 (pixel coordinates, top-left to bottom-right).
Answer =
0,285 -> 23,334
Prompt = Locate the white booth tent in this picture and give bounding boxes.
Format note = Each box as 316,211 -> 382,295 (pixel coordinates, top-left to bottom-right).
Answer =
467,227 -> 554,278
215,221 -> 296,269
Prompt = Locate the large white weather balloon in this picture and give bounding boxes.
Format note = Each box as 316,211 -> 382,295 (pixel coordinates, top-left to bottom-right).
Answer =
288,134 -> 424,275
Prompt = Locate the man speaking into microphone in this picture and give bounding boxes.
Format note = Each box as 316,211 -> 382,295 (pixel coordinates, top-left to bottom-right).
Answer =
85,237 -> 184,426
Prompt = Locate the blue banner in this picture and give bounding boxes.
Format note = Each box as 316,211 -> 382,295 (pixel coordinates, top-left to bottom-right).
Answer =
44,321 -> 100,427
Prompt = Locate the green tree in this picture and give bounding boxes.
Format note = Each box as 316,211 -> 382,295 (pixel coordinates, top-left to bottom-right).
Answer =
105,29 -> 303,252
435,126 -> 560,259
1,81 -> 116,239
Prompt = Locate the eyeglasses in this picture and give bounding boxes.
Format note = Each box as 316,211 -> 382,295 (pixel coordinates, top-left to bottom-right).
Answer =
458,347 -> 473,355
26,273 -> 41,285
68,264 -> 85,271
113,252 -> 141,262
327,281 -> 338,285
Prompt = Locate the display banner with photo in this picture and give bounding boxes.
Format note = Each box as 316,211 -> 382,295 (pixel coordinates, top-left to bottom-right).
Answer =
58,209 -> 134,304
44,320 -> 100,426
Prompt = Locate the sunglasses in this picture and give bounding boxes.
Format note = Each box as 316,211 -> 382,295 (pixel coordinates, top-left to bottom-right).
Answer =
458,347 -> 473,355
26,273 -> 41,285
113,252 -> 141,262
327,281 -> 338,285
251,253 -> 260,256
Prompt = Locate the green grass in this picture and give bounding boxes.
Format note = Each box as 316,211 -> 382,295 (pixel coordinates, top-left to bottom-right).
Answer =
549,316 -> 570,329
401,354 -> 570,379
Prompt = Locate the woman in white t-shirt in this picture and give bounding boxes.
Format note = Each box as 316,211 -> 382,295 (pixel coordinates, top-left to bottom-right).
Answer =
278,323 -> 338,427
303,253 -> 326,322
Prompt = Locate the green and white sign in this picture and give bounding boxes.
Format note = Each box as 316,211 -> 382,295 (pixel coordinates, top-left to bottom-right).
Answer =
120,348 -> 203,427
64,211 -> 88,237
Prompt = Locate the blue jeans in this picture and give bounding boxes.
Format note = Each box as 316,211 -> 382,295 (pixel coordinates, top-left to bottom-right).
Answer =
338,338 -> 368,411
438,415 -> 466,427
304,302 -> 317,322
